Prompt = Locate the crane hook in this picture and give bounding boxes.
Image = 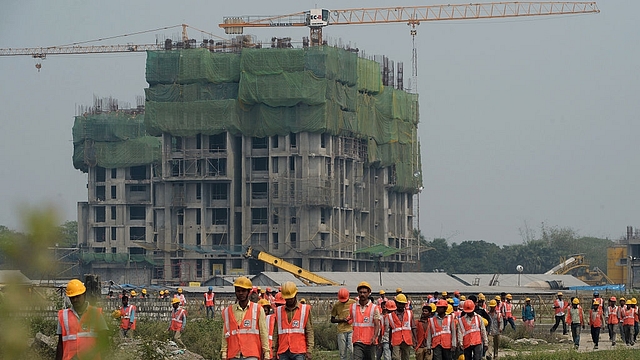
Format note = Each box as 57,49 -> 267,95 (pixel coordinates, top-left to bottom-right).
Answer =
35,63 -> 42,72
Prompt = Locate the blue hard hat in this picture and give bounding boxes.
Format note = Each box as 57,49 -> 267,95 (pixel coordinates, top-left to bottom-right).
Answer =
453,298 -> 460,307
208,286 -> 213,291
593,291 -> 599,296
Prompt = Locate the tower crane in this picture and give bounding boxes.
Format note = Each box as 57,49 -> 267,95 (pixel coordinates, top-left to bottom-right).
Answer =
219,2 -> 599,91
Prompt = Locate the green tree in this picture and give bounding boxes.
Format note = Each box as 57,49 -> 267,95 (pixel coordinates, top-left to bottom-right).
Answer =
58,220 -> 78,247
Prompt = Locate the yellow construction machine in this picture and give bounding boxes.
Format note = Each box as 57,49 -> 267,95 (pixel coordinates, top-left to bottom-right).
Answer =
244,246 -> 339,286
545,254 -> 615,285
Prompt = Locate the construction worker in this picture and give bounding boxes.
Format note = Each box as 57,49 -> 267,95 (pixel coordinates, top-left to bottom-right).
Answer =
521,298 -> 535,331
177,288 -> 187,305
415,303 -> 434,360
453,291 -> 461,301
605,296 -> 619,346
486,300 -> 502,360
451,298 -> 461,318
141,288 -> 148,299
350,282 -> 381,360
159,290 -> 165,299
331,288 -> 356,360
426,299 -> 457,360
130,290 -> 137,299
618,297 -> 626,342
632,298 -> 640,343
589,300 -> 605,349
395,288 -> 412,310
457,300 -> 488,360
259,298 -> 272,314
593,291 -> 604,311
566,298 -> 584,349
273,281 -> 313,360
377,290 -> 388,306
622,297 -> 636,345
476,294 -> 486,311
550,291 -> 568,335
119,295 -> 136,339
267,293 -> 286,352
441,292 -> 448,300
56,279 -> 109,360
221,276 -> 270,360
204,286 -> 216,319
386,293 -> 415,360
378,300 -> 393,360
500,294 -> 515,331
169,297 -> 187,348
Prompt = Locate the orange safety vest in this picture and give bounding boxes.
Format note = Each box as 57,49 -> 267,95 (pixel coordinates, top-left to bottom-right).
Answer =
205,292 -> 215,307
276,304 -> 310,354
428,315 -> 454,349
58,307 -> 101,360
388,310 -> 414,346
350,302 -> 378,345
120,305 -> 136,330
170,307 -> 186,331
623,307 -> 636,326
222,302 -> 261,360
607,306 -> 619,325
566,306 -> 583,325
589,307 -> 603,328
454,310 -> 462,318
459,314 -> 483,348
266,313 -> 276,350
415,320 -> 429,350
501,302 -> 513,319
554,299 -> 566,316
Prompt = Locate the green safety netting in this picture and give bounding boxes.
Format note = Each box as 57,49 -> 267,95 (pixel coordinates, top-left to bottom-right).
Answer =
240,48 -> 306,75
304,46 -> 358,86
145,83 -> 239,102
72,113 -> 146,144
357,57 -> 383,94
145,49 -> 241,85
79,252 -> 156,265
73,136 -> 161,172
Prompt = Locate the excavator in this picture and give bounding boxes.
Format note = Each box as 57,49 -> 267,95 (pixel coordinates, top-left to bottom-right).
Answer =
244,246 -> 340,286
545,254 -> 615,285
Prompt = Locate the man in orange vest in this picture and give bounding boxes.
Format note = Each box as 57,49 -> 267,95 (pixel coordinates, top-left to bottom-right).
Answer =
387,293 -> 415,360
604,296 -> 619,346
549,292 -> 568,335
204,286 -> 216,319
622,298 -> 637,346
55,279 -> 109,360
566,298 -> 584,349
169,297 -> 187,348
456,300 -> 487,360
500,294 -> 515,331
588,300 -> 605,349
331,288 -> 356,360
349,282 -> 381,360
415,303 -> 434,360
426,299 -> 456,360
119,295 -> 136,339
221,276 -> 270,360
267,292 -> 286,352
273,281 -> 313,360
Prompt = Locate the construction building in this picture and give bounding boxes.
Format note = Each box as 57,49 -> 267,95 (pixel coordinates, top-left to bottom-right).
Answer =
74,43 -> 422,285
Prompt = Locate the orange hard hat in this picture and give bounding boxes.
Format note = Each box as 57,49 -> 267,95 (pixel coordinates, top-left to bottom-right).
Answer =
338,288 -> 350,303
385,300 -> 397,311
462,299 -> 475,312
436,299 -> 448,308
274,292 -> 286,305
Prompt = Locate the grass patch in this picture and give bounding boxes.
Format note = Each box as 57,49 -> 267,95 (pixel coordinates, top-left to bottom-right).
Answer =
502,349 -> 640,360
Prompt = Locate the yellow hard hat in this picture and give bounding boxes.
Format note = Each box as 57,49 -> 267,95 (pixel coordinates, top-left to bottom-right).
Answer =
593,300 -> 600,306
457,355 -> 465,360
620,297 -> 626,302
300,298 -> 307,304
281,281 -> 298,300
447,298 -> 454,304
178,288 -> 183,293
506,294 -> 512,300
379,290 -> 386,295
111,309 -> 122,319
66,279 -> 86,297
442,291 -> 448,296
258,299 -> 270,306
130,290 -> 137,296
557,292 -> 563,296
495,295 -> 501,300
446,304 -> 453,315
142,289 -> 147,294
233,276 -> 253,289
459,295 -> 467,301
489,300 -> 497,307
525,298 -> 531,302
171,297 -> 180,304
631,298 -> 638,305
395,294 -> 408,303
572,298 -> 580,305
482,318 -> 489,327
478,293 -> 486,301
396,288 -> 403,293
430,303 -> 437,312
357,281 -> 372,292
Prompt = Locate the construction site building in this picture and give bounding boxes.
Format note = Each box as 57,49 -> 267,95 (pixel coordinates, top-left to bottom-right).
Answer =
74,45 -> 422,285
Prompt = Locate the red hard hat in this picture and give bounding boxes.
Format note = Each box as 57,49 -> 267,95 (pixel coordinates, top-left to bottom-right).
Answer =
338,288 -> 350,303
610,296 -> 617,302
386,300 -> 397,311
436,299 -> 448,308
274,292 -> 286,305
463,299 -> 475,312
454,291 -> 460,296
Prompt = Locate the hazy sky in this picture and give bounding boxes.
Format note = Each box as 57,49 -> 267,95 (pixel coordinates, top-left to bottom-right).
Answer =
0,1 -> 635,245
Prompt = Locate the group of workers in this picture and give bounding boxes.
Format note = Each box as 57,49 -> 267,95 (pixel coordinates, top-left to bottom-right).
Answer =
549,291 -> 639,349
55,276 -> 638,360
